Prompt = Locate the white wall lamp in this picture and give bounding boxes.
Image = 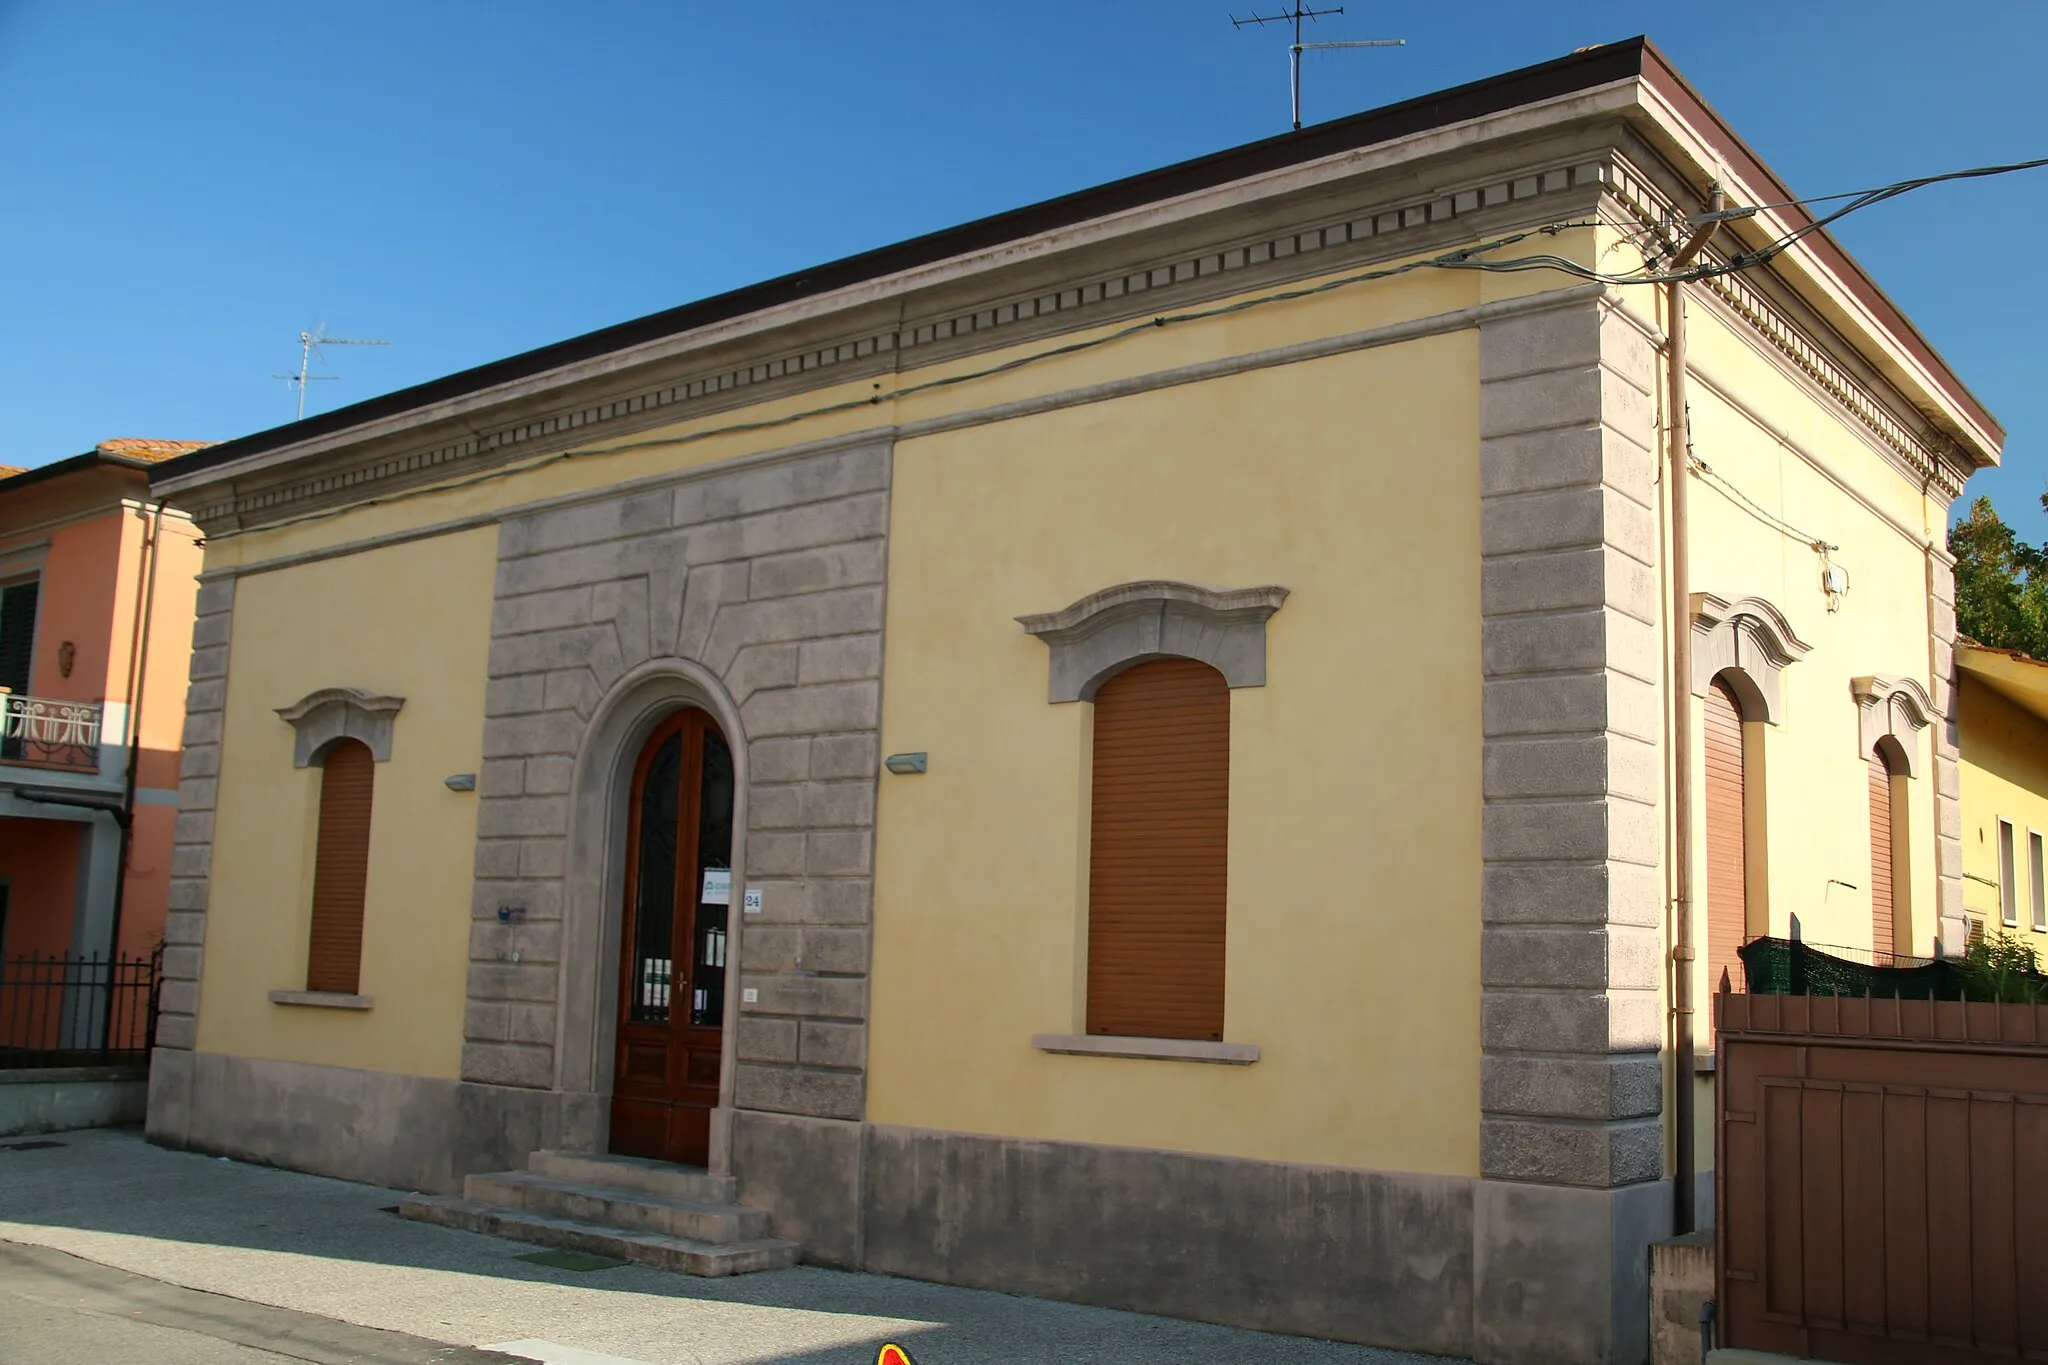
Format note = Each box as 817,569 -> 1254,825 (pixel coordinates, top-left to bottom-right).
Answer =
883,752 -> 928,775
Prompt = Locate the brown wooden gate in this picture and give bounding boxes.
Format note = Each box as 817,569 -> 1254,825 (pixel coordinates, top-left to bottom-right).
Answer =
1716,991 -> 2048,1362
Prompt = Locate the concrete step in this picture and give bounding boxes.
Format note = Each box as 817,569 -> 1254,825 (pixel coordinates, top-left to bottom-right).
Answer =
527,1149 -> 738,1204
463,1170 -> 769,1244
397,1195 -> 798,1277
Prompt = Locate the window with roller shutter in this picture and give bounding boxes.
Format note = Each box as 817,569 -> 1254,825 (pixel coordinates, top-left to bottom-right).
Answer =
1704,676 -> 1749,1029
1085,657 -> 1229,1042
306,738 -> 374,994
1868,746 -> 1898,958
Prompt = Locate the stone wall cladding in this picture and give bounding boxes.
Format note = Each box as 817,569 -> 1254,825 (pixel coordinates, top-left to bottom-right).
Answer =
727,1112 -> 1479,1357
1477,292 -> 1665,1188
464,442 -> 890,1122
157,576 -> 237,1052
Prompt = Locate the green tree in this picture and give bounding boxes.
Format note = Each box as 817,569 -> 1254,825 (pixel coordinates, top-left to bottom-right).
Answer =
1949,496 -> 2048,658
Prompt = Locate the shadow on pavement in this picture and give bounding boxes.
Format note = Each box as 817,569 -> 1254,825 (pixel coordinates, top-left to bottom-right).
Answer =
0,1127 -> 1446,1365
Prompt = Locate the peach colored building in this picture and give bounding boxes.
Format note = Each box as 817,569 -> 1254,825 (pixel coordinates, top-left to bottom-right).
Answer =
0,440 -> 205,975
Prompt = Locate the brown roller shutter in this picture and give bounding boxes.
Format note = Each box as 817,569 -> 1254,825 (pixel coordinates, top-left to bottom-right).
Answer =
1704,678 -> 1747,1019
1868,748 -> 1895,958
307,738 -> 374,994
1086,657 -> 1229,1041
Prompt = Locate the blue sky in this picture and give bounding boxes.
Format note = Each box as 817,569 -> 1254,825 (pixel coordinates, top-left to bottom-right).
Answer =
3,2 -> 2043,532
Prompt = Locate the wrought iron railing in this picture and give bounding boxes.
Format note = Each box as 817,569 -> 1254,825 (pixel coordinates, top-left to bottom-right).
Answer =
0,948 -> 160,1068
0,692 -> 104,772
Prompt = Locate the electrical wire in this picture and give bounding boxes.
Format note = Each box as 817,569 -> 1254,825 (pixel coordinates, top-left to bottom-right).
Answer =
1485,155 -> 2048,285
1683,156 -> 2048,227
1688,453 -> 1835,554
207,219 -> 1605,539
207,152 -> 2048,541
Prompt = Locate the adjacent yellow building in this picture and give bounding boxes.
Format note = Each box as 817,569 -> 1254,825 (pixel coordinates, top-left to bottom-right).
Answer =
1956,643 -> 2048,941
141,39 -> 1999,1365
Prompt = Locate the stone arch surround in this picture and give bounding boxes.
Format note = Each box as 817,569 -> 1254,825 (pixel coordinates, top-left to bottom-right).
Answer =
552,660 -> 749,1162
465,439 -> 891,1171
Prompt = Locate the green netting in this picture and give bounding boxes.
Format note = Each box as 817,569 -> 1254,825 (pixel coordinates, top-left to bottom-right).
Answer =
1739,937 -> 1967,1001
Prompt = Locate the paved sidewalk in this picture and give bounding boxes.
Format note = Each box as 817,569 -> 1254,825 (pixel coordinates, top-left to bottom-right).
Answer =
0,1239 -> 521,1364
0,1128 -> 1463,1365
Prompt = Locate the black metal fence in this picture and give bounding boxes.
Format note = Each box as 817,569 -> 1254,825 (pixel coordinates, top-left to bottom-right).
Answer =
0,948 -> 161,1068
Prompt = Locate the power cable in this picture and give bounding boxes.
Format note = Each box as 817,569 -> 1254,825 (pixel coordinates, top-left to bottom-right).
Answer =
205,152 -> 2048,541
1684,156 -> 2048,227
207,219 -> 1604,539
1688,454 -> 1835,553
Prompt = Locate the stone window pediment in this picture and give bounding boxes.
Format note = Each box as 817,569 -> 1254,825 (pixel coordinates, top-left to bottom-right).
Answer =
1016,580 -> 1288,704
1852,675 -> 1935,776
1690,593 -> 1811,724
276,687 -> 406,767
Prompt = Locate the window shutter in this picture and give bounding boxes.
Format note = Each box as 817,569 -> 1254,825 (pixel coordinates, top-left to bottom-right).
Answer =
1085,657 -> 1229,1041
307,738 -> 374,994
1999,820 -> 2019,927
1704,678 -> 1747,1011
1868,748 -> 1895,957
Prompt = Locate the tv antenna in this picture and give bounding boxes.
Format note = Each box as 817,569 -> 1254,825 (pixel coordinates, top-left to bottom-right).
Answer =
275,324 -> 391,420
1230,4 -> 1404,131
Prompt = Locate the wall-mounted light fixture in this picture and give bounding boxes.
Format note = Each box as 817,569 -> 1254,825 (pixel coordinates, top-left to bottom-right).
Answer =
444,773 -> 477,791
883,751 -> 928,775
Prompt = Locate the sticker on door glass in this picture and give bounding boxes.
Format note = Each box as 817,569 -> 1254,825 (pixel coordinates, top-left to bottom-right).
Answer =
701,867 -> 731,904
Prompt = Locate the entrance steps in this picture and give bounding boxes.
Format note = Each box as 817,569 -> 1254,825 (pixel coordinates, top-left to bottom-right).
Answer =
397,1149 -> 799,1277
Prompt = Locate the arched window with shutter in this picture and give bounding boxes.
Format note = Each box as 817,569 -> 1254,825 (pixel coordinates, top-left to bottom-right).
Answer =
1704,674 -> 1751,1015
306,738 -> 375,994
1868,743 -> 1903,958
1085,657 -> 1230,1042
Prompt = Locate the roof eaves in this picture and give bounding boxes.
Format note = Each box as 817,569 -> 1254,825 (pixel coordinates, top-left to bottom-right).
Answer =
0,449 -> 170,497
1633,41 -> 2002,461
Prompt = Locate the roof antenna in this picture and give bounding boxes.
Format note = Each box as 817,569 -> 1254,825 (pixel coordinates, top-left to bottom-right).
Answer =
1230,4 -> 1404,131
275,324 -> 391,421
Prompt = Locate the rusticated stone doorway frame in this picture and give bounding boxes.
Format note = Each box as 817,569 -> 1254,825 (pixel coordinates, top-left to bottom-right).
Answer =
556,658 -> 751,1170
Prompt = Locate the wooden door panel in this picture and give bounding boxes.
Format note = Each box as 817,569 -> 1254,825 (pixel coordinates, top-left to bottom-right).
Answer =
622,1041 -> 666,1083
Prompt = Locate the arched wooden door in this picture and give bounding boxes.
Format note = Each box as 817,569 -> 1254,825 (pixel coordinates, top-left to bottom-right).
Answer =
610,709 -> 733,1166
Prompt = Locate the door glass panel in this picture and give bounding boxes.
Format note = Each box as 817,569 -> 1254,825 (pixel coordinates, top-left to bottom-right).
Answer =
629,732 -> 682,1022
690,726 -> 735,1027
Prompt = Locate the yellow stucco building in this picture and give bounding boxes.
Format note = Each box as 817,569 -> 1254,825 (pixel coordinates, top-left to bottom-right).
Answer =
141,39 -> 1999,1365
1955,643 -> 2048,941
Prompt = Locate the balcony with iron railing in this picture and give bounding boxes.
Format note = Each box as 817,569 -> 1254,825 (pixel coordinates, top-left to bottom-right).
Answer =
0,691 -> 105,775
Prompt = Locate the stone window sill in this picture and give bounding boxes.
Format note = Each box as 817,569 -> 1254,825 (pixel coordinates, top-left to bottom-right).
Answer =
1031,1033 -> 1259,1065
268,989 -> 372,1011
1695,1051 -> 1716,1075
